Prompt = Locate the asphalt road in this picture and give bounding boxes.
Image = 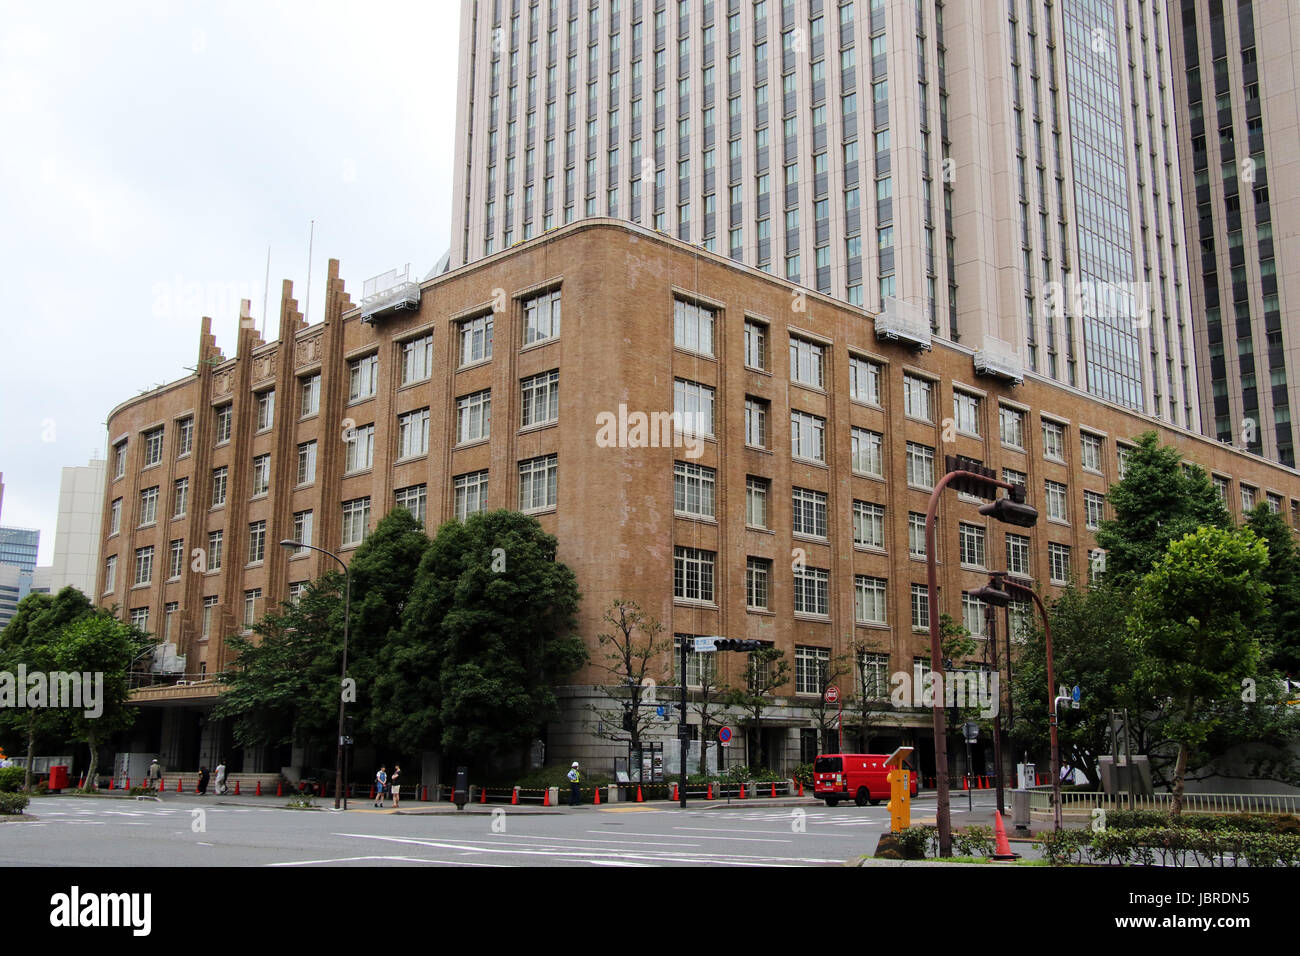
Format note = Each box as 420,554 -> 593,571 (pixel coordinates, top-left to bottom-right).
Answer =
0,792 -> 1013,867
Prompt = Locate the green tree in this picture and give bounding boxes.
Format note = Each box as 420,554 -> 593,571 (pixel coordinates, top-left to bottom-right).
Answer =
54,612 -> 150,790
725,647 -> 791,769
1243,503 -> 1300,676
395,510 -> 586,768
1095,430 -> 1231,585
1127,526 -> 1271,816
214,575 -> 344,752
590,601 -> 671,754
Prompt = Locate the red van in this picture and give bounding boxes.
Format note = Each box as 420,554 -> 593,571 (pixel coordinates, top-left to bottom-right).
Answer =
813,753 -> 919,807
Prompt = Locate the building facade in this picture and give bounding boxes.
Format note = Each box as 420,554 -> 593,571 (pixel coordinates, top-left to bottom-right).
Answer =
100,221 -> 1300,775
450,0 -> 1199,429
1169,0 -> 1300,466
49,458 -> 107,598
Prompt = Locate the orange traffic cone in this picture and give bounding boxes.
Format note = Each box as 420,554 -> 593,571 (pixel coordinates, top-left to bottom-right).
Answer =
511,787 -> 518,805
255,780 -> 261,796
797,780 -> 803,797
593,785 -> 601,805
543,787 -> 550,807
125,777 -> 131,789
962,776 -> 968,790
992,811 -> 1020,860
636,785 -> 643,803
739,783 -> 747,799
672,782 -> 679,801
770,782 -> 776,798
707,783 -> 713,800
177,777 -> 183,793
276,781 -> 283,797
234,780 -> 240,795
108,776 -> 114,790
480,786 -> 487,804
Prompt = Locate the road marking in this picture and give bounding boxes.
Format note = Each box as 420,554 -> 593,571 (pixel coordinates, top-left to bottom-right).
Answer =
604,829 -> 791,843
269,854 -> 501,867
597,805 -> 665,813
673,826 -> 848,838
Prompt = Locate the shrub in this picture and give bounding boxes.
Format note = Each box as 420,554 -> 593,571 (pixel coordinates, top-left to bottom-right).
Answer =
953,825 -> 995,858
895,825 -> 938,860
1038,828 -> 1090,866
0,766 -> 26,792
0,792 -> 30,815
792,763 -> 814,790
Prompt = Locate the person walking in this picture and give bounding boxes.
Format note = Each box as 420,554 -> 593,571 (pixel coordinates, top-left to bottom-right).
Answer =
389,764 -> 401,809
197,766 -> 210,795
146,758 -> 162,792
567,761 -> 581,806
374,765 -> 388,808
214,759 -> 227,796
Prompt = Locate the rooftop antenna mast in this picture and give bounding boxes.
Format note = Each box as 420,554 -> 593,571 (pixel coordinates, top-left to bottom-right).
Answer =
304,220 -> 315,325
260,245 -> 271,337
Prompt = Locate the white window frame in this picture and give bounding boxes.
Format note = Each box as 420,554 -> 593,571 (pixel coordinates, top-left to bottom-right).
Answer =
793,566 -> 830,616
999,405 -> 1025,449
348,354 -> 379,403
400,333 -> 433,386
1045,480 -> 1069,523
906,442 -> 935,489
953,391 -> 981,437
460,313 -> 494,366
398,408 -> 431,460
518,454 -> 558,512
674,298 -> 715,356
903,374 -> 933,422
1042,420 -> 1066,462
959,522 -> 986,569
746,557 -> 771,611
851,427 -> 884,477
454,471 -> 490,521
791,410 -> 826,462
341,497 -> 371,548
789,335 -> 826,388
674,546 -> 716,603
853,500 -> 885,550
854,575 -> 887,625
849,355 -> 882,405
297,441 -> 317,486
345,424 -> 376,473
523,289 -> 562,345
674,461 -> 717,519
521,370 -> 560,428
674,379 -> 716,437
395,485 -> 428,525
300,374 -> 321,418
1049,542 -> 1071,584
792,487 -> 828,538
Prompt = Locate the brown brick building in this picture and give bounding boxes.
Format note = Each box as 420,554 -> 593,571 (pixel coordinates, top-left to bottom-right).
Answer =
101,220 -> 1300,779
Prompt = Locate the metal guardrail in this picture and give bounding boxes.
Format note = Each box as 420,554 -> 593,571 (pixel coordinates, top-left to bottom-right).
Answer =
1026,788 -> 1300,815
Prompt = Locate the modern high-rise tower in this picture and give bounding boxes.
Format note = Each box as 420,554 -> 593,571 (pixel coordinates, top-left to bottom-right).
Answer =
450,0 -> 1200,427
1170,0 -> 1300,466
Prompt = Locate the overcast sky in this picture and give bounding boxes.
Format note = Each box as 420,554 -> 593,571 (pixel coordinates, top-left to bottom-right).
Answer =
0,1 -> 461,563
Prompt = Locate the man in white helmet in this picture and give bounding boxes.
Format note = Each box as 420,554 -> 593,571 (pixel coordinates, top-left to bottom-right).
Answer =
566,761 -> 581,806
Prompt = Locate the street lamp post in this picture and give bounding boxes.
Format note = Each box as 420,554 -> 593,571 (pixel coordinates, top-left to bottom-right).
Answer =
925,458 -> 1038,858
279,539 -> 351,811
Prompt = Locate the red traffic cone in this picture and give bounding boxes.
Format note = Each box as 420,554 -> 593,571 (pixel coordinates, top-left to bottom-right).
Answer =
739,783 -> 746,799
543,787 -> 550,807
797,780 -> 804,797
276,781 -> 283,797
511,787 -> 518,805
480,786 -> 487,804
108,776 -> 114,790
636,785 -> 643,803
255,780 -> 261,796
770,782 -> 776,798
992,811 -> 1020,860
593,786 -> 600,805
234,780 -> 240,795
707,783 -> 713,800
421,785 -> 428,801
194,779 -> 200,794
125,777 -> 131,789
962,776 -> 968,790
672,782 -> 679,801
177,777 -> 183,793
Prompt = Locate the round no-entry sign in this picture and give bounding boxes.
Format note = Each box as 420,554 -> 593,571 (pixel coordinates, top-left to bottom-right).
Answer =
824,685 -> 840,704
718,726 -> 732,743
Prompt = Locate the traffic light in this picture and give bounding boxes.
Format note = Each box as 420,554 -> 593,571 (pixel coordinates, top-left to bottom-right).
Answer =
886,768 -> 911,832
978,481 -> 1039,528
945,455 -> 999,501
715,639 -> 764,652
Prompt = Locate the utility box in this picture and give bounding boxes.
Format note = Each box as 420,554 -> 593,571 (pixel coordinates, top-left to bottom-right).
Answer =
1011,790 -> 1031,833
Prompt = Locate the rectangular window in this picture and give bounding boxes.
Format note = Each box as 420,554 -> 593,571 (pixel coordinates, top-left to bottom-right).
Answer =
1117,445 -> 1132,479
1045,480 -> 1069,522
1049,542 -> 1071,584
789,336 -> 826,388
674,634 -> 719,688
349,354 -> 379,402
746,557 -> 771,610
908,512 -> 930,559
211,467 -> 228,507
959,522 -> 986,568
292,510 -> 313,552
1267,493 -> 1282,515
144,427 -> 164,467
850,356 -> 882,405
1042,420 -> 1065,462
1003,468 -> 1026,488
287,583 -> 306,606
911,583 -> 931,630
674,461 -> 717,519
1212,475 -> 1229,503
853,500 -> 885,550
172,478 -> 188,519
858,652 -> 891,699
400,333 -> 433,385
1241,485 -> 1257,511
1080,432 -> 1103,472
243,588 -> 262,629
791,410 -> 826,462
851,427 -> 884,477
109,498 -> 122,535
793,566 -> 830,616
300,374 -> 321,417
104,555 -> 117,592
962,593 -> 988,638
215,405 -> 232,444
999,406 -> 1025,448
207,530 -> 223,571
744,320 -> 768,370
139,486 -> 159,526
906,442 -> 935,489
792,487 -> 829,538
953,391 -> 981,436
256,390 -> 275,431
252,454 -> 270,496
454,471 -> 490,521
202,595 -> 218,640
342,497 -> 371,547
1006,533 -> 1031,577
130,607 -> 149,633
398,408 -> 431,459
795,646 -> 831,694
1084,490 -> 1105,530
297,441 -> 317,485
746,476 -> 770,528
674,379 -> 715,436
1009,600 -> 1033,643
745,397 -> 769,448
394,485 -> 428,525
903,375 -> 934,421
855,575 -> 887,625
460,313 -> 495,365
164,601 -> 178,641
247,521 -> 266,564
177,417 -> 194,457
521,370 -> 560,427
113,440 -> 127,478
674,546 -> 716,603
345,424 -> 376,472
519,454 -> 558,512
168,539 -> 184,579
134,546 -> 154,586
674,298 -> 715,355
523,289 -> 562,345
